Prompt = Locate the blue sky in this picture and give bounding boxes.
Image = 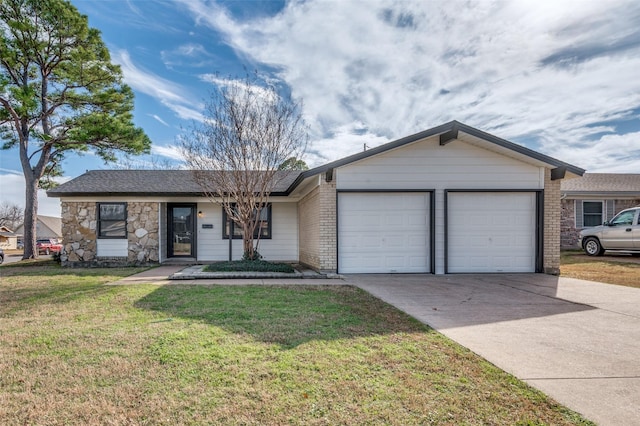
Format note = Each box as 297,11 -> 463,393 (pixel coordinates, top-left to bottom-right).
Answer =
2,0 -> 640,216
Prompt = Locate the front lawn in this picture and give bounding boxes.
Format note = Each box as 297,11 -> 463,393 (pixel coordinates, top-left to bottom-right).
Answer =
0,265 -> 591,425
561,250 -> 640,288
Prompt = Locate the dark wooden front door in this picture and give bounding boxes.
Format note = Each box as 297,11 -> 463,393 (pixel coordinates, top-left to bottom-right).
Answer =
168,204 -> 196,257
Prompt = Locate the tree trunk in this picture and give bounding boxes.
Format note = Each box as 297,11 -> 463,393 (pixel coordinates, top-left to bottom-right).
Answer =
243,224 -> 253,260
22,175 -> 39,260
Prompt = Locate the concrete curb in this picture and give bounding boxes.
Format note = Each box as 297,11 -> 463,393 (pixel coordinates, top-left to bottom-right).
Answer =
169,265 -> 343,280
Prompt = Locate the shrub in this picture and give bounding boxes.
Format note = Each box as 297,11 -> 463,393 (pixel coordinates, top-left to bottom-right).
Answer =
204,260 -> 295,273
242,250 -> 262,261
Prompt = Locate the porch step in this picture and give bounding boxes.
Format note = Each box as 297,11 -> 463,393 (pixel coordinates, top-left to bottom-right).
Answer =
162,257 -> 198,265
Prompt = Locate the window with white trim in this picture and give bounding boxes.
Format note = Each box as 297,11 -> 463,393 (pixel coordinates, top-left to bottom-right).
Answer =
582,201 -> 603,227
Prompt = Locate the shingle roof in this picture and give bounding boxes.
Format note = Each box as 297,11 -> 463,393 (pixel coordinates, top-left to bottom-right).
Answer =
561,173 -> 640,193
47,170 -> 302,197
49,121 -> 586,198
37,215 -> 62,236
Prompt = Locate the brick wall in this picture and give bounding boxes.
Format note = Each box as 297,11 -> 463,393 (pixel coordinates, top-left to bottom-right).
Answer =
297,179 -> 337,273
543,170 -> 561,275
298,186 -> 320,270
318,179 -> 337,272
616,199 -> 640,211
560,199 -> 579,248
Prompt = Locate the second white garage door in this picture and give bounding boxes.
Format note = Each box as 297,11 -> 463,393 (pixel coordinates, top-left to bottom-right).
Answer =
338,192 -> 430,273
448,192 -> 537,273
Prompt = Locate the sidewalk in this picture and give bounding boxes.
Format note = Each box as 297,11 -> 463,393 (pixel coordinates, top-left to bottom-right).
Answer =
109,265 -> 184,285
109,265 -> 345,285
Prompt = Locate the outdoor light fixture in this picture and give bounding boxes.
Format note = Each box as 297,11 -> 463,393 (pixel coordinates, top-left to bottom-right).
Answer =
197,211 -> 204,218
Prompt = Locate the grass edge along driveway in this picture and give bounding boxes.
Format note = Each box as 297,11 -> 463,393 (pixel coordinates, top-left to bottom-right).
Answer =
561,250 -> 640,288
0,264 -> 593,425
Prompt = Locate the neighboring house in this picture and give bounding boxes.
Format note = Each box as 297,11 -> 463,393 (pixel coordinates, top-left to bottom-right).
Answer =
0,226 -> 19,249
560,173 -> 640,248
15,215 -> 62,241
48,121 -> 584,275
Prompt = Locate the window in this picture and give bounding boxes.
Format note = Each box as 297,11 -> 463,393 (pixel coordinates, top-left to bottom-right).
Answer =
582,201 -> 603,227
609,210 -> 635,226
222,204 -> 271,239
97,203 -> 127,238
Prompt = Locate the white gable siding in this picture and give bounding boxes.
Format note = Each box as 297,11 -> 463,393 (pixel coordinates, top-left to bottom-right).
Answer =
336,136 -> 544,274
196,202 -> 298,262
261,203 -> 299,261
337,136 -> 542,190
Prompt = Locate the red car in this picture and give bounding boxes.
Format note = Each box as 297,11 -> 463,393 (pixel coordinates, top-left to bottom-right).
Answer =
36,238 -> 63,255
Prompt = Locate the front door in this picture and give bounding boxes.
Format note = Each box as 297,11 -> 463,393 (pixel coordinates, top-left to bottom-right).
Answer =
168,204 -> 196,257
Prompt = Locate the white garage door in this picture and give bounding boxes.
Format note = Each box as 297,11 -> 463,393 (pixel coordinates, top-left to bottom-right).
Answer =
338,192 -> 430,273
448,192 -> 536,273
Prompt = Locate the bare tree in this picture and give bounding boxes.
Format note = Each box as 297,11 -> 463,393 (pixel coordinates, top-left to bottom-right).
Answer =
181,74 -> 307,260
0,201 -> 24,230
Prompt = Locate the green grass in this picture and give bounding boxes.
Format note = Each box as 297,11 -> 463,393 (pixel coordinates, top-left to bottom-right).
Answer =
0,264 -> 593,425
203,259 -> 295,273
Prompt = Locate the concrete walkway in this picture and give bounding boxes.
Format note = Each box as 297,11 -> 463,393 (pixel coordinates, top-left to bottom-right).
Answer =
110,267 -> 640,424
347,274 -> 640,426
109,265 -> 344,286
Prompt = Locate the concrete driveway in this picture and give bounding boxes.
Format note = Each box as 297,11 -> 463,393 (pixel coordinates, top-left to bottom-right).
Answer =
347,274 -> 640,426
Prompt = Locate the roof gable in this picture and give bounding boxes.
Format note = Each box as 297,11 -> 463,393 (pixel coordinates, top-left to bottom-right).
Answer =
37,215 -> 62,236
287,120 -> 585,192
14,215 -> 62,236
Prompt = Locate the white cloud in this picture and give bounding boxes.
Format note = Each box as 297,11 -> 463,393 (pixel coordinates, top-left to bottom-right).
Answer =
304,123 -> 391,167
114,50 -> 204,121
160,43 -> 217,68
199,74 -> 279,104
0,173 -> 66,217
546,131 -> 640,173
151,144 -> 186,161
0,168 -> 22,175
181,0 -> 640,172
149,114 -> 169,127
177,43 -> 206,56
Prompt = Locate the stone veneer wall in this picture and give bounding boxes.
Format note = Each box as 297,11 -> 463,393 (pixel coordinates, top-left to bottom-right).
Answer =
543,170 -> 561,275
61,201 -> 159,267
61,202 -> 97,264
126,202 -> 160,264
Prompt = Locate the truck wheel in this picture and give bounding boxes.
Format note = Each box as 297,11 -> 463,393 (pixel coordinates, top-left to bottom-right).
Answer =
583,237 -> 604,256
